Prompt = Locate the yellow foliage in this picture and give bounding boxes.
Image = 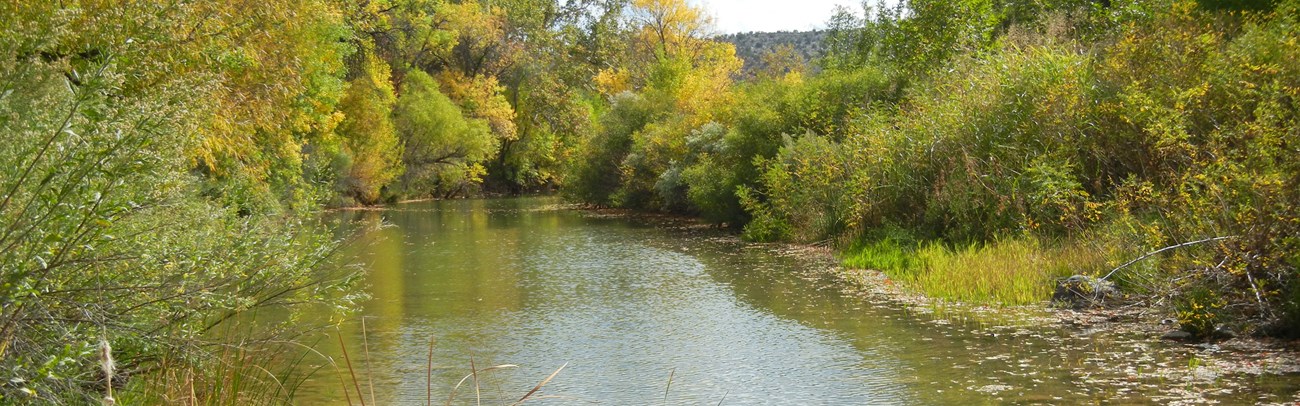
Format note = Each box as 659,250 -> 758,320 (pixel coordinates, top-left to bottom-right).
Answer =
436,71 -> 519,141
630,0 -> 712,54
595,68 -> 632,97
337,54 -> 403,204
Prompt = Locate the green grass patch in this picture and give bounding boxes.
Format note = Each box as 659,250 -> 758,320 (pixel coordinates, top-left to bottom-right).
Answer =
842,236 -> 1112,306
841,238 -> 916,275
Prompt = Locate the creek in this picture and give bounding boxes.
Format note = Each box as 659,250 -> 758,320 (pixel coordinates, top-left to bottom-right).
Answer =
289,197 -> 1300,404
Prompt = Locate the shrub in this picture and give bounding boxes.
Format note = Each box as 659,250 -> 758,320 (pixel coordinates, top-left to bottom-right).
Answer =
0,12 -> 354,402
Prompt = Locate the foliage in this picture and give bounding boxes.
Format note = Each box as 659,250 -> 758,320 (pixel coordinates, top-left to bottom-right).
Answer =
844,235 -> 1115,305
565,92 -> 658,206
5,2 -> 1300,399
905,238 -> 1091,305
841,226 -> 920,272
394,70 -> 497,197
0,5 -> 354,402
336,53 -> 404,205
556,0 -> 1300,332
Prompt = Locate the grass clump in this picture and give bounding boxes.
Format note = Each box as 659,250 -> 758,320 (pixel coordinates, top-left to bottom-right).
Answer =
841,226 -> 919,274
844,236 -> 1114,306
910,239 -> 1073,306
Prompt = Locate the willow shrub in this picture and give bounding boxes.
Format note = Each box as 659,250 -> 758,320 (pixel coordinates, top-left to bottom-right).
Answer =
564,92 -> 659,207
336,53 -> 404,205
746,44 -> 1103,244
394,70 -> 498,198
747,1 -> 1300,329
0,14 -> 354,404
1096,1 -> 1300,334
683,67 -> 903,231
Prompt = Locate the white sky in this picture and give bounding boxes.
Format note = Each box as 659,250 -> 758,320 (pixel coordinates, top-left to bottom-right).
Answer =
690,0 -> 861,34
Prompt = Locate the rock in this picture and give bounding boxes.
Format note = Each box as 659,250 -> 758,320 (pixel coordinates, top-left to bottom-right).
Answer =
1158,325 -> 1235,341
1052,275 -> 1118,308
1212,324 -> 1237,339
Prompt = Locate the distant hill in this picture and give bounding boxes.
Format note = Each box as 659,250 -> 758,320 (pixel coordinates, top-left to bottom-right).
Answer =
715,30 -> 828,78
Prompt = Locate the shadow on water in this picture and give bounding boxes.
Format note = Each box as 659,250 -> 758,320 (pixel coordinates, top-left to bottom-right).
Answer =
290,197 -> 1300,405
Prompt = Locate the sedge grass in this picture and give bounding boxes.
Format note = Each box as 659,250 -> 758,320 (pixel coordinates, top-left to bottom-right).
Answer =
325,320 -> 568,406
843,236 -> 1113,305
116,317 -> 327,405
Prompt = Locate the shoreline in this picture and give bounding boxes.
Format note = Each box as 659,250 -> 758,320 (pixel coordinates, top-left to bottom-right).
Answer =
815,244 -> 1300,382
573,204 -> 1300,383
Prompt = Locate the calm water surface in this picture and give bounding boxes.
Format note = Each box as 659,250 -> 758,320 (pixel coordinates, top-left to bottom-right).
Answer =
291,197 -> 1300,404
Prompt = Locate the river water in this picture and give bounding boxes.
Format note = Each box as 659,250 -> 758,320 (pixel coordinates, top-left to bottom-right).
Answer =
290,197 -> 1300,404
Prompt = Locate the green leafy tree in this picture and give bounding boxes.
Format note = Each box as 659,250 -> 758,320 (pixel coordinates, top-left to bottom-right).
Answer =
395,70 -> 498,197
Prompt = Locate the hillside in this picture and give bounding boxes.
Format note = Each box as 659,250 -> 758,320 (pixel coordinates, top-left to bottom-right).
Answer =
716,30 -> 828,77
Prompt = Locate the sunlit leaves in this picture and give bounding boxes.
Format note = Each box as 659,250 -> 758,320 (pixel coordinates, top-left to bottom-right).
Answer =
395,70 -> 497,196
336,53 -> 403,204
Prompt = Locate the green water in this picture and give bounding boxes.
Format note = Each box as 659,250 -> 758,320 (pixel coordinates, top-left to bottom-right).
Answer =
291,197 -> 1300,404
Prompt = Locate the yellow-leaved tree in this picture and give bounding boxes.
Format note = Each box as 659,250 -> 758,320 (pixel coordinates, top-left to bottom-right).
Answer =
336,53 -> 404,204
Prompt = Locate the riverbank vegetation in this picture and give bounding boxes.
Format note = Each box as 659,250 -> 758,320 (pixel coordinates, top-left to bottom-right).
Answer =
2,0 -> 1299,402
563,0 -> 1300,339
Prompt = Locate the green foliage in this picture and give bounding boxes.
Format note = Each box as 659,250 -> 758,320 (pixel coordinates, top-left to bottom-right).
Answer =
842,239 -> 915,276
1176,287 -> 1227,337
560,0 -> 1300,325
493,73 -> 592,192
1197,0 -> 1279,11
682,79 -> 798,225
617,115 -> 691,210
336,54 -> 404,205
736,185 -> 791,242
743,0 -> 1300,321
394,70 -> 497,197
659,122 -> 727,212
845,235 -> 1111,305
906,238 -> 1081,305
749,133 -> 856,241
0,9 -> 353,402
565,92 -> 658,206
676,66 -> 904,227
821,0 -> 1101,73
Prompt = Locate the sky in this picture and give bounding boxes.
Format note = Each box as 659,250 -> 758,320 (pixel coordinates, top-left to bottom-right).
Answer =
689,0 -> 861,34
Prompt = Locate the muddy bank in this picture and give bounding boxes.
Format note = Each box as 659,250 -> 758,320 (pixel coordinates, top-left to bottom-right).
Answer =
831,262 -> 1300,404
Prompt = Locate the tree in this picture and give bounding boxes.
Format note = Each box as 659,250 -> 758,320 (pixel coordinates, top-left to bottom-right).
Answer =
395,70 -> 497,196
758,43 -> 809,79
336,53 -> 404,205
0,2 -> 353,401
630,0 -> 713,55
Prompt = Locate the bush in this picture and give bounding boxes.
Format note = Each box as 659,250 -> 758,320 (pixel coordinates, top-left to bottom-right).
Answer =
564,92 -> 658,206
336,54 -> 403,205
0,13 -> 353,402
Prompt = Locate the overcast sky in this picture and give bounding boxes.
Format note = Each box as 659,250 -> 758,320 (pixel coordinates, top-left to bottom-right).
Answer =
689,0 -> 861,34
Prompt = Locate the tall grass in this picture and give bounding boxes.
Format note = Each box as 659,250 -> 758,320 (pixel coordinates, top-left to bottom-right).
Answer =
326,321 -> 568,406
119,343 -> 308,405
843,236 -> 1115,305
